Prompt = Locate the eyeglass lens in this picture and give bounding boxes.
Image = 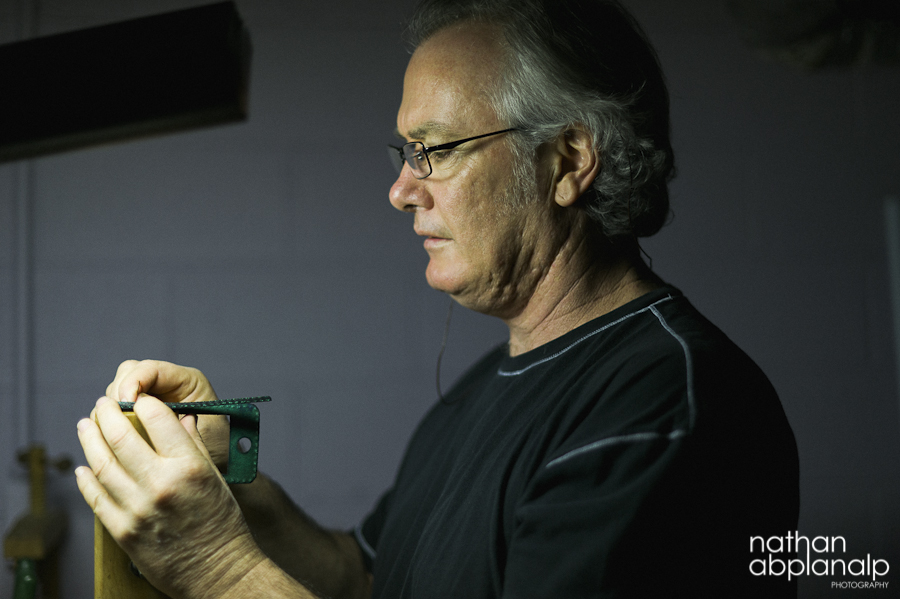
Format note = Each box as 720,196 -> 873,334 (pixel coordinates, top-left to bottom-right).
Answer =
387,146 -> 405,174
403,143 -> 430,178
387,142 -> 432,179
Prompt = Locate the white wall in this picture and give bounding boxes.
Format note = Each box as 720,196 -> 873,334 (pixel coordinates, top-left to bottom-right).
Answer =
1,1 -> 898,597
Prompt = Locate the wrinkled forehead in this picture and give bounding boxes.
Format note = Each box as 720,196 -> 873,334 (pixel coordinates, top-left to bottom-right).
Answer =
397,22 -> 506,140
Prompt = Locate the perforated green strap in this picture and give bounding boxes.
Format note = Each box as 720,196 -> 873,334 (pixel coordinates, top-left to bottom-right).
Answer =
118,396 -> 271,484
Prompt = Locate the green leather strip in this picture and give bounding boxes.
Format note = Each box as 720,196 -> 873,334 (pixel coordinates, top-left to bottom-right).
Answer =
118,396 -> 271,484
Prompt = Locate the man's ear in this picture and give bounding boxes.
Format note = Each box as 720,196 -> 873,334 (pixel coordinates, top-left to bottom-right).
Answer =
551,126 -> 600,208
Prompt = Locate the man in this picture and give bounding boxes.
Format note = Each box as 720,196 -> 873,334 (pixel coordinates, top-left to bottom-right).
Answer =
77,1 -> 799,597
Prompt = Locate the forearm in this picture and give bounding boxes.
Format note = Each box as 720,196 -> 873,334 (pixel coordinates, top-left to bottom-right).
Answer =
230,473 -> 372,599
175,538 -> 316,599
218,557 -> 318,599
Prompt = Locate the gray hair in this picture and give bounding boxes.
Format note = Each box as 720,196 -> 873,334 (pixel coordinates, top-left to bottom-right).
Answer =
406,0 -> 675,243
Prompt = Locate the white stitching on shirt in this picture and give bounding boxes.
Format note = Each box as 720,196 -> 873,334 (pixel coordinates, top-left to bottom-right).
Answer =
354,522 -> 377,560
545,430 -> 687,469
543,303 -> 697,470
649,305 -> 697,431
497,295 -> 676,377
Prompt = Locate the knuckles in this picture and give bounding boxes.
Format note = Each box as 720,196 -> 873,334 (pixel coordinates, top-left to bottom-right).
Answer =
90,454 -> 117,482
103,423 -> 133,455
146,458 -> 216,504
116,520 -> 143,546
161,459 -> 211,491
124,459 -> 215,522
133,396 -> 169,425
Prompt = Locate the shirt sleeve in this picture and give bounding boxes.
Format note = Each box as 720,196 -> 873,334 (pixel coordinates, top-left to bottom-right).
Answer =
501,348 -> 797,599
504,428 -> 694,598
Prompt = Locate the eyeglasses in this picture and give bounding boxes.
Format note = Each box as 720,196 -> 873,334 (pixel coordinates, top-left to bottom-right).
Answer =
387,128 -> 518,179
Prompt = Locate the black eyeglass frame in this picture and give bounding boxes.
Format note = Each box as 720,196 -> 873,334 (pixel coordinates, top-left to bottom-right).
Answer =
388,128 -> 518,179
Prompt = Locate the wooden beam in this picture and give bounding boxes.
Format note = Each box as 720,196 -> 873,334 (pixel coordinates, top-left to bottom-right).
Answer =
0,1 -> 251,163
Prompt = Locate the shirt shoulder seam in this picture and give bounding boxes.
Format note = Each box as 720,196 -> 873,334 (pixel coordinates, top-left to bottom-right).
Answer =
543,303 -> 697,470
649,304 -> 697,431
497,294 -> 676,377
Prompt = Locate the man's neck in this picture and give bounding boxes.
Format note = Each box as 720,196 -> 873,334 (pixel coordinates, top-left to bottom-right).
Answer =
502,242 -> 662,357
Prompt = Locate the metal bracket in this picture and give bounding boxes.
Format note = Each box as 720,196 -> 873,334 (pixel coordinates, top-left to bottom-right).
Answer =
118,396 -> 271,484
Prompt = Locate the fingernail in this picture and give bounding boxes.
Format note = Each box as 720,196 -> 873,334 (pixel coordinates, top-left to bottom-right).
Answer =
95,396 -> 111,408
77,418 -> 91,433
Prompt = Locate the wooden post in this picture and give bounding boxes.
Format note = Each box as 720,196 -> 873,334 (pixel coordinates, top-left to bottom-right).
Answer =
94,413 -> 169,599
4,445 -> 68,599
26,446 -> 46,516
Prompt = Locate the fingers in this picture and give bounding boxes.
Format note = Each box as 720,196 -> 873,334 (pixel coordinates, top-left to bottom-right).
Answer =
77,386 -> 260,598
105,359 -> 220,405
74,464 -> 104,512
74,464 -> 128,537
180,414 -> 208,457
80,396 -> 217,508
77,405 -> 145,509
179,414 -> 228,481
150,361 -> 218,404
93,361 -> 229,496
197,414 -> 231,472
132,395 -> 202,460
107,359 -> 156,403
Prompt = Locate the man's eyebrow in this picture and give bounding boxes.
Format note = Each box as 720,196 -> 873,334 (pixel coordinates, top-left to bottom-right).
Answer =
393,122 -> 455,143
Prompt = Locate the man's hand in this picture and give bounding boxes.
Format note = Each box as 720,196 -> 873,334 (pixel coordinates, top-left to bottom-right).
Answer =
76,395 -> 266,599
106,359 -> 219,404
106,360 -> 230,473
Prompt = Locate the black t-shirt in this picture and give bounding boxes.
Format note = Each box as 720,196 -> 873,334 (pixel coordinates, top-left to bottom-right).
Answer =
358,288 -> 799,598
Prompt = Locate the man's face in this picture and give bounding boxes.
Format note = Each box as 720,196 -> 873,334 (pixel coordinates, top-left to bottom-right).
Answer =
389,23 -> 560,318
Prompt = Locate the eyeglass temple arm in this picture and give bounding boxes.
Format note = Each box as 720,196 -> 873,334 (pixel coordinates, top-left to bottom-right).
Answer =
425,128 -> 518,152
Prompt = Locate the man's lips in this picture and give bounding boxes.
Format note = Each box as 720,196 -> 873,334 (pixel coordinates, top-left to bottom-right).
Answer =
415,227 -> 450,242
423,237 -> 451,251
415,228 -> 451,250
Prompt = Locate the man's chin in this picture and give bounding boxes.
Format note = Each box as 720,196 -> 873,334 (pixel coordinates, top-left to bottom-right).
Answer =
425,264 -> 466,297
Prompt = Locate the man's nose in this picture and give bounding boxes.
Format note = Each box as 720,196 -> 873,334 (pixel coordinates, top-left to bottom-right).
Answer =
389,165 -> 432,213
